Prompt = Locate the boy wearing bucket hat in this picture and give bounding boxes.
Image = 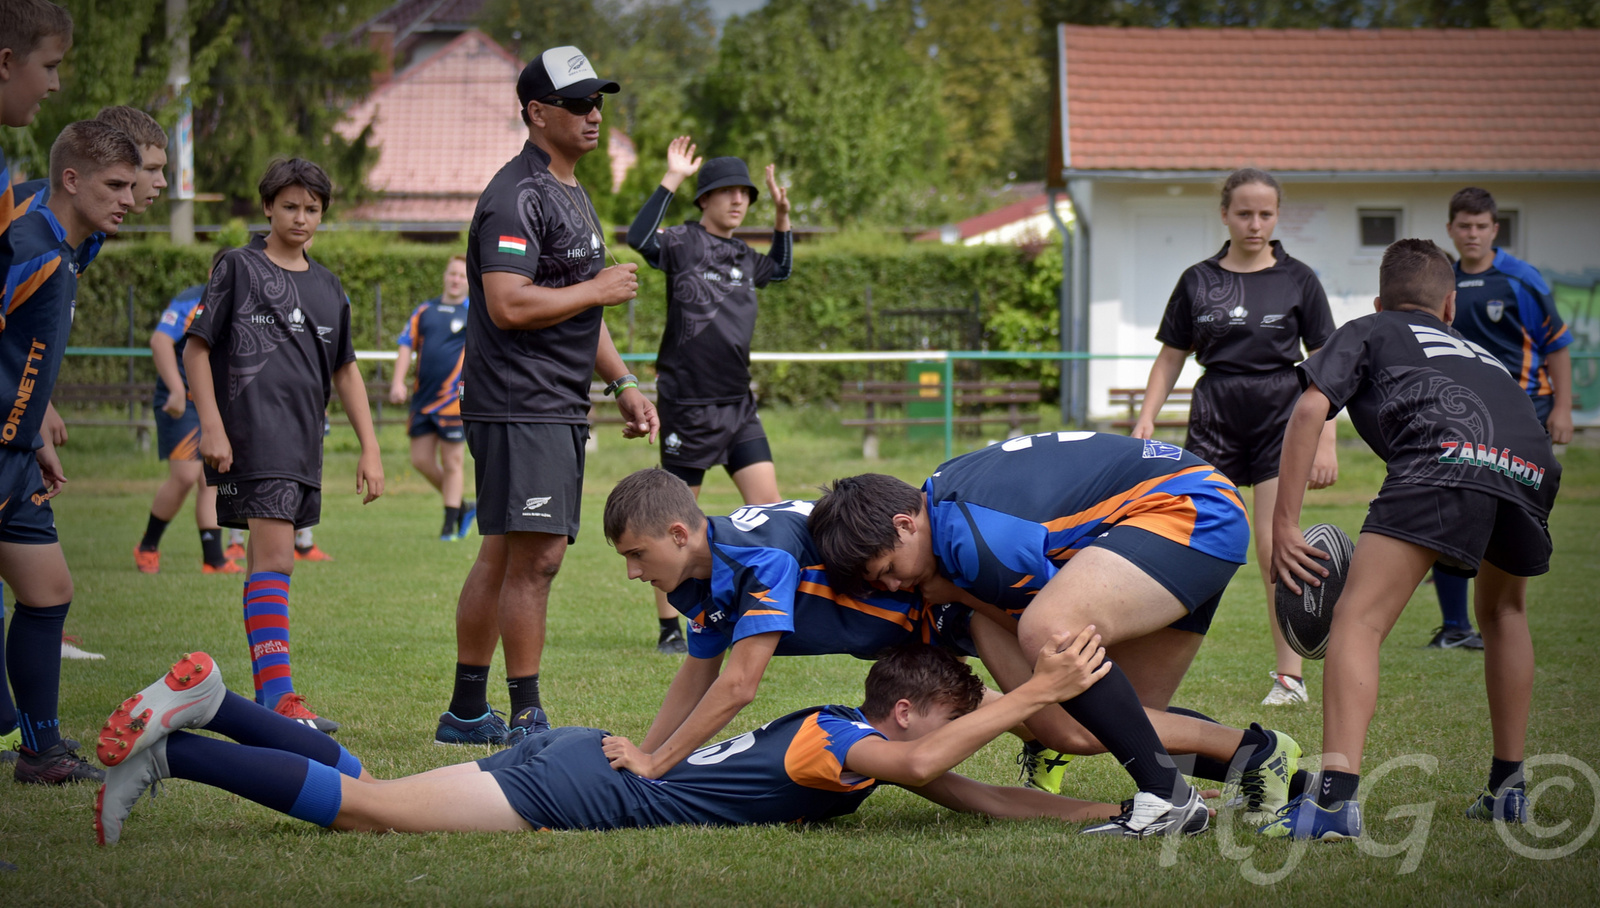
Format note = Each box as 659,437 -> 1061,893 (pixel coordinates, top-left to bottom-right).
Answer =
625,136 -> 792,654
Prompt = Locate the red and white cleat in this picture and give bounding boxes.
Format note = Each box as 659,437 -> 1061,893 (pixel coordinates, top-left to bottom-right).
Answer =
97,652 -> 225,767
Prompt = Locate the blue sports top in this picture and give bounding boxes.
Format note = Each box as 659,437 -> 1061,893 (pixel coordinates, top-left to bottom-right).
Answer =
5,180 -> 102,272
923,431 -> 1249,616
625,705 -> 885,828
0,206 -> 82,451
1451,249 -> 1572,400
151,284 -> 205,408
397,296 -> 468,416
667,501 -> 953,659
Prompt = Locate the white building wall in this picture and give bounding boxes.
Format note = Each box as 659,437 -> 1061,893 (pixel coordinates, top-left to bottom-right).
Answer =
1084,179 -> 1600,420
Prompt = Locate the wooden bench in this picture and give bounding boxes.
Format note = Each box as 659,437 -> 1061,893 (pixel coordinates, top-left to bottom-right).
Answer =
53,382 -> 156,448
1107,387 -> 1193,431
839,379 -> 1043,459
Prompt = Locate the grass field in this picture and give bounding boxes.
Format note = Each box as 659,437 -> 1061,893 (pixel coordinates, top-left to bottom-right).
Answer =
2,408 -> 1598,906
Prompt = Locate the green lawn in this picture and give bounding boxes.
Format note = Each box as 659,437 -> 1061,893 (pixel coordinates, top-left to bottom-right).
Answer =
3,408 -> 1598,906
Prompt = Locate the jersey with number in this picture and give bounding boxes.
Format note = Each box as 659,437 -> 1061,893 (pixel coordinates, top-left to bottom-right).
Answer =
398,296 -> 468,416
1,206 -> 81,452
152,284 -> 205,409
629,705 -> 884,827
922,432 -> 1249,617
1299,309 -> 1558,517
185,237 -> 356,488
463,142 -> 606,424
1157,241 -> 1335,373
1451,250 -> 1572,400
667,502 -> 950,659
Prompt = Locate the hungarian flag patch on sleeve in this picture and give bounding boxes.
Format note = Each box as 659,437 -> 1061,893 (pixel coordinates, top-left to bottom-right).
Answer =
498,236 -> 528,256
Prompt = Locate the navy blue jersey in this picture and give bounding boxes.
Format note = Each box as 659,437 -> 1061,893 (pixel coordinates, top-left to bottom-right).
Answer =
667,501 -> 950,659
923,432 -> 1250,616
6,180 -> 102,271
1451,250 -> 1572,400
1,206 -> 81,452
398,296 -> 467,416
151,285 -> 205,408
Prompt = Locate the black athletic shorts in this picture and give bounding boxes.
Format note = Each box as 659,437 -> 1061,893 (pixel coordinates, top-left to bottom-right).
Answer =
0,448 -> 57,545
924,602 -> 980,658
155,401 -> 202,462
1363,478 -> 1551,578
467,421 -> 587,540
1185,368 -> 1301,488
658,393 -> 771,484
1087,525 -> 1240,635
215,477 -> 321,531
409,409 -> 465,443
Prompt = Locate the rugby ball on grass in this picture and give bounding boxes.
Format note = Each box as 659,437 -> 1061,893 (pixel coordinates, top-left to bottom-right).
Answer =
1274,523 -> 1354,660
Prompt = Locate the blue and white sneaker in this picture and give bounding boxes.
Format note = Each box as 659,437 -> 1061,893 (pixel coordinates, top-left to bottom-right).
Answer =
456,501 -> 477,540
1258,793 -> 1363,840
1466,786 -> 1528,823
434,708 -> 512,746
504,706 -> 551,744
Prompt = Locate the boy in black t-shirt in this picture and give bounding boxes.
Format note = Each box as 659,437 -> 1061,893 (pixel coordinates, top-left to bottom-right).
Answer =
186,159 -> 384,735
1267,239 -> 1560,840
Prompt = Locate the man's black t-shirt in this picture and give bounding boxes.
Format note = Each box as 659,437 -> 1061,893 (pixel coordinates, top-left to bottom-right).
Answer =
463,142 -> 606,424
186,237 -> 356,488
1298,309 -> 1559,518
1157,241 -> 1335,373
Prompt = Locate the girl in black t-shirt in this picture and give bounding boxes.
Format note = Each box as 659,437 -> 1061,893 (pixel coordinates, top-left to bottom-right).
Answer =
1130,168 -> 1339,708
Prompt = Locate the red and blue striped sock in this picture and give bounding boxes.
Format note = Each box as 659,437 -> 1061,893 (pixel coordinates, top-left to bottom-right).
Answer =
243,572 -> 294,710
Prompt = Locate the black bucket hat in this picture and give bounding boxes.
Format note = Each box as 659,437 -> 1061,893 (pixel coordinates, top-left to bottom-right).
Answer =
694,157 -> 759,204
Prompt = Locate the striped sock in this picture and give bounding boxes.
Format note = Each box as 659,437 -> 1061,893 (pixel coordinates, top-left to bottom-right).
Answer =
243,572 -> 294,709
242,585 -> 259,704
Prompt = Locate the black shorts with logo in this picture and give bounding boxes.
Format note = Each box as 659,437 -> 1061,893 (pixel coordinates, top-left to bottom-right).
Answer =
409,408 -> 465,443
1185,368 -> 1301,488
658,393 -> 771,480
1363,478 -> 1552,578
0,448 -> 58,545
215,477 -> 321,530
467,421 -> 587,540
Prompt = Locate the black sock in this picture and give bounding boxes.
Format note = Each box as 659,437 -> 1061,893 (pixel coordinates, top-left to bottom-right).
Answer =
447,663 -> 491,718
1289,769 -> 1310,800
7,602 -> 69,753
442,506 -> 460,537
1059,662 -> 1182,801
658,617 -> 681,640
140,513 -> 169,550
507,673 -> 541,716
1489,757 -> 1525,793
1166,705 -> 1220,723
1317,769 -> 1361,807
200,529 -> 225,567
1172,753 -> 1232,783
1235,723 -> 1275,772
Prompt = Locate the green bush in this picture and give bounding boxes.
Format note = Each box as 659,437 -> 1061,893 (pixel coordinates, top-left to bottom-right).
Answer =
66,234 -> 1065,406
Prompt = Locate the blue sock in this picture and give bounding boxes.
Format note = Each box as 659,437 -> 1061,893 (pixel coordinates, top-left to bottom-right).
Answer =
0,590 -> 17,736
6,602 -> 68,752
204,690 -> 362,778
1435,568 -> 1472,630
243,572 -> 294,708
166,731 -> 343,826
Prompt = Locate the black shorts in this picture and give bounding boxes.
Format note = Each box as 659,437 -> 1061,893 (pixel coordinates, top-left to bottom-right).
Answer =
479,726 -> 630,831
155,401 -> 202,461
0,448 -> 57,545
409,409 -> 465,443
1185,368 -> 1300,488
467,421 -> 586,540
1363,479 -> 1551,578
1087,525 -> 1241,636
214,477 -> 321,531
658,393 -> 771,483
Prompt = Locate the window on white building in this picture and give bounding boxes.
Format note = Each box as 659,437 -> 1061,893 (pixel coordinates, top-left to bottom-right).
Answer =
1358,209 -> 1402,249
1495,210 -> 1519,254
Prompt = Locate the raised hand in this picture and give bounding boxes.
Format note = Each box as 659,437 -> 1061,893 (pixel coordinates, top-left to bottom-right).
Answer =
764,164 -> 789,219
662,136 -> 703,192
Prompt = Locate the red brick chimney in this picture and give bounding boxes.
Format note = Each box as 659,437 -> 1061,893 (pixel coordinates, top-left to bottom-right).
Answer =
369,24 -> 396,85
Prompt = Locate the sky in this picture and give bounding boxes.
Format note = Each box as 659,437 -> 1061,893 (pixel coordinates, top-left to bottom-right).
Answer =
706,0 -> 769,22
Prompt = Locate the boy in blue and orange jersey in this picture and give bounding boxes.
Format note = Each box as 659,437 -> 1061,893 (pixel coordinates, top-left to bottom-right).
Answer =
388,254 -> 473,541
600,467 -> 1296,814
811,431 -> 1301,837
98,640 -> 1122,844
2,120 -> 139,784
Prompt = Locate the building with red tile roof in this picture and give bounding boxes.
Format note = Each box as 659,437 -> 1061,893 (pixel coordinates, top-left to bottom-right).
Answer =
1044,26 -> 1600,422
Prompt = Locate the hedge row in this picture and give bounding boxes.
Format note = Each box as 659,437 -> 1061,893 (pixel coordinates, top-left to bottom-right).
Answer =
68,236 -> 1065,405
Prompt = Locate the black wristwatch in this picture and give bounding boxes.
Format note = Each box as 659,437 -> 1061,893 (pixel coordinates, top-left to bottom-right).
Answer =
605,373 -> 639,397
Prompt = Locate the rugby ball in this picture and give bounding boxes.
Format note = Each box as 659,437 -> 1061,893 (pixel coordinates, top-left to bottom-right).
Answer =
1274,523 -> 1354,660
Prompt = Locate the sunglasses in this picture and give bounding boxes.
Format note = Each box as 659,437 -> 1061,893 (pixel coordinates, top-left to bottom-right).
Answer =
539,94 -> 604,116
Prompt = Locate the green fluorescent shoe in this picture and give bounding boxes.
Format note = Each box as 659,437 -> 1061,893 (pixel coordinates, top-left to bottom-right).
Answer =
1224,725 -> 1301,821
1017,740 -> 1073,794
1466,785 -> 1528,823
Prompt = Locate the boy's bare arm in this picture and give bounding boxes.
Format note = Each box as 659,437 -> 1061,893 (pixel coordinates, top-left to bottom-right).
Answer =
150,332 -> 187,417
184,338 -> 232,472
638,652 -> 724,752
1546,347 -> 1574,444
1271,385 -> 1334,593
333,360 -> 384,503
908,771 -> 1119,822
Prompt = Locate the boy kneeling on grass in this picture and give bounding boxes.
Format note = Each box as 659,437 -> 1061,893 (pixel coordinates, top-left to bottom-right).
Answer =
96,637 -> 1132,843
1267,238 -> 1560,840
